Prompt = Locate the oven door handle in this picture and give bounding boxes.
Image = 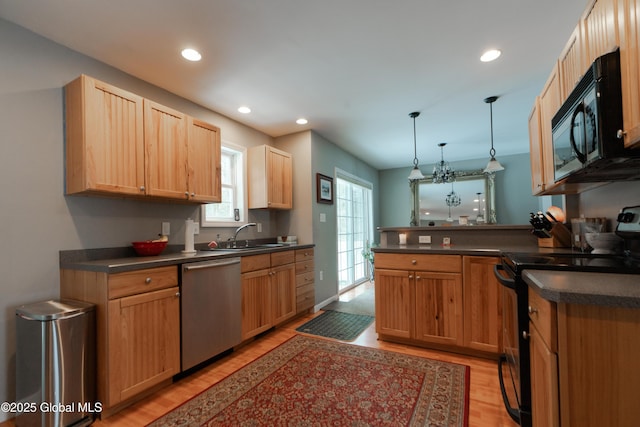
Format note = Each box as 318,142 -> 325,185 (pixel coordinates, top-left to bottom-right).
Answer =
494,264 -> 517,290
498,354 -> 522,424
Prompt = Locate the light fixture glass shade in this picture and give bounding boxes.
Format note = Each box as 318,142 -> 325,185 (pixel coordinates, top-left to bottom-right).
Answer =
483,157 -> 505,173
408,166 -> 425,180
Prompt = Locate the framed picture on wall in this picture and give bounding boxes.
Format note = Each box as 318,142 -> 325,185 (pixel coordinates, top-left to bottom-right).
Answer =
316,173 -> 333,204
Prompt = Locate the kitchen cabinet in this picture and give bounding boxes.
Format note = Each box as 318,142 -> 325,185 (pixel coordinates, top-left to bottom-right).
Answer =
60,265 -> 180,416
618,0 -> 640,148
65,74 -> 221,203
248,145 -> 293,209
462,256 -> 502,354
559,23 -> 586,100
527,288 -> 559,427
375,254 -> 464,348
528,98 -> 546,195
537,63 -> 563,194
582,0 -> 619,65
241,251 -> 296,340
295,248 -> 315,313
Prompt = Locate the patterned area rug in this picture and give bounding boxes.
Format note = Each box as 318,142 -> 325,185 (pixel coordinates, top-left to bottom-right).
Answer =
295,310 -> 374,341
148,335 -> 470,426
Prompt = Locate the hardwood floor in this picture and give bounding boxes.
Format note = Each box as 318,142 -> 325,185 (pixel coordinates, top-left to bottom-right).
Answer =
2,282 -> 518,426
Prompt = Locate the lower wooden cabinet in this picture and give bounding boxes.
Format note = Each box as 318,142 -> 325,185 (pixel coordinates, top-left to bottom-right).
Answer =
375,253 -> 502,356
60,265 -> 181,414
241,251 -> 296,340
295,248 -> 315,313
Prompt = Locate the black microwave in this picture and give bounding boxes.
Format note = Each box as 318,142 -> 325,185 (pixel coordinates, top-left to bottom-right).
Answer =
551,49 -> 640,183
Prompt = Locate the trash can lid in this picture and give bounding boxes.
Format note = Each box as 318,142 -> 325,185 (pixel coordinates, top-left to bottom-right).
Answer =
16,299 -> 95,321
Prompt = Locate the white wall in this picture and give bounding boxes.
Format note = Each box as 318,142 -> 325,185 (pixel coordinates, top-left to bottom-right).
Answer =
0,19 -> 278,418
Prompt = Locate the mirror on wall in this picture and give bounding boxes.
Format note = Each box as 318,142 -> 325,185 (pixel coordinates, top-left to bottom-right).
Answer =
410,170 -> 496,225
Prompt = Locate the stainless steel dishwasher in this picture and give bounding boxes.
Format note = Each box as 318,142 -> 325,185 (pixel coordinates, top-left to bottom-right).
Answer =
181,257 -> 241,371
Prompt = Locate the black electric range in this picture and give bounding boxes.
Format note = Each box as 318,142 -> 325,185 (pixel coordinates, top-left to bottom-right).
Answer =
501,251 -> 640,276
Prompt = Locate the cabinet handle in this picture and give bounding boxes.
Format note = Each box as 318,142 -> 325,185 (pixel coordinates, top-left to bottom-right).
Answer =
528,306 -> 538,315
411,259 -> 417,265
145,277 -> 152,284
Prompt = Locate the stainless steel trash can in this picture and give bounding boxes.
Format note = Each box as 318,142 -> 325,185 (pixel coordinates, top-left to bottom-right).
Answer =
15,299 -> 96,427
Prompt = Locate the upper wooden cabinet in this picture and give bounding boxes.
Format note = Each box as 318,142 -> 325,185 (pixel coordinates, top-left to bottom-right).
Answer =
65,75 -> 221,203
619,0 -> 640,148
559,24 -> 587,100
248,145 -> 293,209
528,98 -> 546,195
65,75 -> 146,196
582,0 -> 619,64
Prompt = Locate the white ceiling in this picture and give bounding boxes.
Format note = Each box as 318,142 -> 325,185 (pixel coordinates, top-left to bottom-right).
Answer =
0,0 -> 588,170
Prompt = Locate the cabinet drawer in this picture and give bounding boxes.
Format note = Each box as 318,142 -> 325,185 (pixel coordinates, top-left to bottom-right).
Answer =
296,281 -> 314,296
296,289 -> 315,311
296,271 -> 315,287
271,250 -> 295,267
296,259 -> 314,275
108,266 -> 178,299
528,287 -> 557,351
375,253 -> 461,272
241,254 -> 271,273
295,248 -> 314,261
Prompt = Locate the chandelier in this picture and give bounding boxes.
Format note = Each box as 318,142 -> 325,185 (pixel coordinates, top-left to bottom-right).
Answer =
432,142 -> 455,184
407,112 -> 425,181
445,183 -> 461,222
483,96 -> 505,173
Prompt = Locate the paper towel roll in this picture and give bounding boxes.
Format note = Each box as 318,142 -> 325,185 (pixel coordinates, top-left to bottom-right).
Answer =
182,218 -> 196,254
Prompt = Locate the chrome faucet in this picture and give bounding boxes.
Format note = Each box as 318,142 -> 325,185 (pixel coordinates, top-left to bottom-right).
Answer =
230,222 -> 257,247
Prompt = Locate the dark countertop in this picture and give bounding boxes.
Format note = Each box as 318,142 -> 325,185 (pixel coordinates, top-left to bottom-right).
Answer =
372,244 -> 574,257
524,270 -> 640,308
60,243 -> 315,274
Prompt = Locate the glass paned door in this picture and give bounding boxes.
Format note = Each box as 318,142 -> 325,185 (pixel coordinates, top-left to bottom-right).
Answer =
336,173 -> 373,292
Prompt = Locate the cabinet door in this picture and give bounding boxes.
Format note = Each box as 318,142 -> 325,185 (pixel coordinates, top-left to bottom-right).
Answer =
619,0 -> 640,147
187,117 -> 221,203
271,263 -> 296,325
374,268 -> 412,339
462,256 -> 502,354
414,272 -> 463,346
266,147 -> 293,209
583,0 -> 619,64
107,287 -> 180,406
241,269 -> 273,340
528,98 -> 546,195
65,75 -> 145,196
559,24 -> 586,100
144,100 -> 189,199
530,322 -> 559,427
539,63 -> 563,192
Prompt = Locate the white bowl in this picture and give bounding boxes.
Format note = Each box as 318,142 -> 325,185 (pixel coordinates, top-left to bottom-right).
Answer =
584,232 -> 623,254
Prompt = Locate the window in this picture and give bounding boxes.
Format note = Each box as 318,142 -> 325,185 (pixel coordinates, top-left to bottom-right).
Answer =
336,170 -> 373,292
201,142 -> 247,227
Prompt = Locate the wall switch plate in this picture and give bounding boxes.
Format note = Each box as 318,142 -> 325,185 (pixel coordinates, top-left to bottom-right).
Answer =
162,222 -> 170,235
442,237 -> 451,246
319,270 -> 324,281
257,223 -> 262,233
419,235 -> 431,244
320,213 -> 326,222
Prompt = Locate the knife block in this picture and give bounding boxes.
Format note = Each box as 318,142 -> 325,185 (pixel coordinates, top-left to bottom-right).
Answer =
538,223 -> 572,248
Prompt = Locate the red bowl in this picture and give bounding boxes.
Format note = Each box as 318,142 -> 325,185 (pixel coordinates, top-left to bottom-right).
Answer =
132,241 -> 168,256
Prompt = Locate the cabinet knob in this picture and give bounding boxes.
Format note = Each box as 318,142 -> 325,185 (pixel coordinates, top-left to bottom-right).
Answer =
522,331 -> 530,340
411,259 -> 417,265
528,306 -> 538,315
184,191 -> 189,197
617,129 -> 626,139
175,292 -> 181,297
145,277 -> 152,284
139,186 -> 145,192
191,192 -> 195,197
408,275 -> 413,279
416,275 -> 421,279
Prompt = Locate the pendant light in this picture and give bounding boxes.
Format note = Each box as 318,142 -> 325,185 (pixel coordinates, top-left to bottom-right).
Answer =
408,112 -> 425,180
432,142 -> 455,184
483,96 -> 505,173
445,181 -> 461,222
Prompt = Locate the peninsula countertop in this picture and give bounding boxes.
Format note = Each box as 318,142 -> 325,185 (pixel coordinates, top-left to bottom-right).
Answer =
372,244 -> 573,257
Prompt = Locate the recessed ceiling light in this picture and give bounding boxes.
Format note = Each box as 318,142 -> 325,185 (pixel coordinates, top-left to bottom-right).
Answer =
480,49 -> 502,62
238,106 -> 251,114
181,48 -> 202,62
296,118 -> 308,125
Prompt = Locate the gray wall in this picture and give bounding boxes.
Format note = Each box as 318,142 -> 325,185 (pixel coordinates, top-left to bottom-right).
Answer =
576,181 -> 640,230
378,153 -> 541,227
311,132 -> 380,305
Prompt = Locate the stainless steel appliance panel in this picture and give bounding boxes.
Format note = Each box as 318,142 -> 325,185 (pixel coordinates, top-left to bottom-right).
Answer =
181,257 -> 242,371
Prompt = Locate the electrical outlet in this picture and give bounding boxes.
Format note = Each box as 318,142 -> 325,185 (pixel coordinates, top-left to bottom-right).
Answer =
193,223 -> 199,235
257,223 -> 262,233
442,237 -> 451,246
319,271 -> 324,281
419,235 -> 431,244
162,222 -> 170,235
320,213 -> 327,223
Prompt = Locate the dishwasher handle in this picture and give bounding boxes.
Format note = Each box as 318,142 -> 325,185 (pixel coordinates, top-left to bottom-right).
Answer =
183,257 -> 241,272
